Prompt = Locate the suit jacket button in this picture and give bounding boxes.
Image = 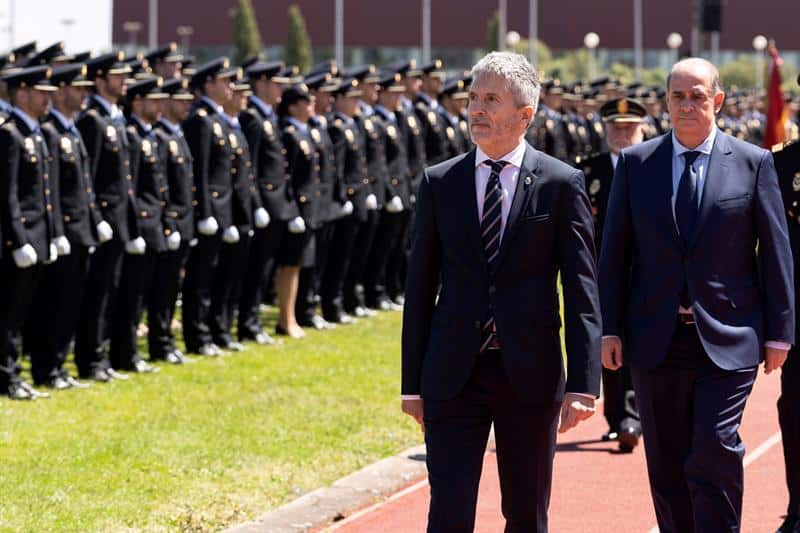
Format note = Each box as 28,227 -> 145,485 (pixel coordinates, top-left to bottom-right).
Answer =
489,285 -> 496,294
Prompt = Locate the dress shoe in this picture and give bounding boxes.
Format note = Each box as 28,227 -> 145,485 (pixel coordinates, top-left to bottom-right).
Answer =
130,360 -> 160,373
106,368 -> 130,380
601,430 -> 619,442
82,368 -> 113,383
242,331 -> 278,346
300,314 -> 335,330
44,376 -> 72,390
165,351 -> 187,364
275,324 -> 306,339
776,514 -> 799,533
391,295 -> 405,306
219,340 -> 245,352
6,382 -> 34,400
193,343 -> 221,357
20,381 -> 49,399
617,426 -> 641,453
62,375 -> 90,389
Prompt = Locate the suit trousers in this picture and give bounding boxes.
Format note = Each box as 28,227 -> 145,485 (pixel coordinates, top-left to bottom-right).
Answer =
27,245 -> 92,383
601,365 -> 639,433
631,323 -> 757,533
320,213 -> 361,320
0,257 -> 42,388
182,232 -> 223,351
147,242 -> 190,359
423,352 -> 561,533
210,235 -> 250,346
344,209 -> 380,312
75,239 -> 125,375
237,224 -> 281,340
779,343 -> 800,516
385,209 -> 412,301
363,210 -> 406,308
295,223 -> 335,324
109,249 -> 158,369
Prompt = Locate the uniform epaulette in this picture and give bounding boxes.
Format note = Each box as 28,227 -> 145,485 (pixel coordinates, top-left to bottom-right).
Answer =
317,115 -> 327,128
196,108 -> 207,117
772,141 -> 788,153
333,118 -> 343,127
285,125 -> 296,133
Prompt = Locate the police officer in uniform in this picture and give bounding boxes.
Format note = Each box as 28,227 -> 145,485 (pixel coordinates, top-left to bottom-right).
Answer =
363,71 -> 411,311
297,71 -> 339,330
108,76 -> 170,373
0,66 -> 58,399
181,58 -> 237,356
26,63 -> 97,390
413,60 -> 450,166
237,61 -> 294,345
145,42 -> 184,80
578,96 -> 647,452
75,52 -> 138,382
320,78 -> 366,324
150,77 -> 195,364
437,76 -> 471,157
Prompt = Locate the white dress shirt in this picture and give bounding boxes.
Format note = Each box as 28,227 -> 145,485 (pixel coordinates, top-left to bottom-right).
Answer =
603,129 -> 790,351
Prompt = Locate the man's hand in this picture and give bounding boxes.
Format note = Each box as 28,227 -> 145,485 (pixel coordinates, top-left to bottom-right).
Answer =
602,336 -> 623,370
764,346 -> 789,374
558,393 -> 595,433
401,398 -> 424,432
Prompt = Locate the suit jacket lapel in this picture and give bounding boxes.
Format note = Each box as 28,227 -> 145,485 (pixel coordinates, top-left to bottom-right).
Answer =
456,149 -> 487,273
690,130 -> 731,248
649,134 -> 683,252
495,143 -> 539,271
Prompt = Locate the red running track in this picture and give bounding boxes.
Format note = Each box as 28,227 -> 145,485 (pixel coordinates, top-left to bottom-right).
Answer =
323,371 -> 787,533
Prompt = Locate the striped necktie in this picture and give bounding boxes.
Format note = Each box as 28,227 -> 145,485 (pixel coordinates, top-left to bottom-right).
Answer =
480,159 -> 509,352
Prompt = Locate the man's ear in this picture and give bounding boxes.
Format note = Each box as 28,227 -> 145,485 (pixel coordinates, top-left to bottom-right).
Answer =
713,91 -> 726,114
521,104 -> 534,125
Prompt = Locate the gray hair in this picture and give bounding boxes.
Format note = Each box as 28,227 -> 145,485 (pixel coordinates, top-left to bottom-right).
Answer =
470,51 -> 540,113
666,57 -> 722,94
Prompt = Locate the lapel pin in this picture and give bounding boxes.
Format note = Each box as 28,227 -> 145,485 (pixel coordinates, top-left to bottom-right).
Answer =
524,175 -> 532,186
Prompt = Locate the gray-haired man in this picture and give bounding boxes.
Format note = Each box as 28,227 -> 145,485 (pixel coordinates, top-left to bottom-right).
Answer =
401,52 -> 602,532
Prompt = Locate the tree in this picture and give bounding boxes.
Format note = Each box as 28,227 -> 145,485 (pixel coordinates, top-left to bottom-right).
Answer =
485,10 -> 499,53
285,4 -> 312,73
232,0 -> 263,65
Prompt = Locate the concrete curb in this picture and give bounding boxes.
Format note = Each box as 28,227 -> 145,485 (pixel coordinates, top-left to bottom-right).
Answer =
225,443 -> 429,533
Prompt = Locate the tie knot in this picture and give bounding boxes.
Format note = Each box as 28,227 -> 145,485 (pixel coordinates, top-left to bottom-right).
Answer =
683,151 -> 701,166
484,159 -> 509,175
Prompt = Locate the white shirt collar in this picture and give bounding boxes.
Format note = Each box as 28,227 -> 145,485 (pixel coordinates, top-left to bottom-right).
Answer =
672,127 -> 716,158
475,140 -> 527,170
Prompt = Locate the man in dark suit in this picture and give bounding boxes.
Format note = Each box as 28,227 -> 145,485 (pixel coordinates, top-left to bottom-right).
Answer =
402,51 -> 602,533
577,96 -> 647,452
599,58 -> 794,532
773,133 -> 800,533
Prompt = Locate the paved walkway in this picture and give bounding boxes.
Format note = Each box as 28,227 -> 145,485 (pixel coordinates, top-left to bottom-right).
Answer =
322,371 -> 787,532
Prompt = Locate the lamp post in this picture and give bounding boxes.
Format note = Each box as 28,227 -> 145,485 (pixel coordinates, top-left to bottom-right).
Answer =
633,0 -> 643,80
505,30 -> 520,52
528,0 -> 538,65
666,32 -> 683,66
176,25 -> 193,53
123,20 -> 143,53
753,34 -> 767,93
584,32 -> 600,80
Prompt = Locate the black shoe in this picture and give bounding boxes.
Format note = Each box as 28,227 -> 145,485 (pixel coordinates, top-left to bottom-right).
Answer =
220,340 -> 245,352
193,343 -> 221,357
6,382 -> 34,400
62,375 -> 90,389
130,360 -> 160,373
44,376 -> 72,390
618,426 -> 641,453
82,368 -> 113,383
601,430 -> 619,442
391,295 -> 405,306
776,514 -> 799,533
19,381 -> 49,399
106,368 -> 130,380
241,331 -> 277,346
299,315 -> 334,330
165,351 -> 190,364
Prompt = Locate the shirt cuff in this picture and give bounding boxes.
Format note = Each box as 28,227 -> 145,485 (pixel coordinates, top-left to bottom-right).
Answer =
565,392 -> 597,400
602,335 -> 621,341
401,394 -> 422,400
765,341 -> 791,351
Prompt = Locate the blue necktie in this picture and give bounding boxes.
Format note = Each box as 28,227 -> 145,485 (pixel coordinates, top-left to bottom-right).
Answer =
676,150 -> 701,307
480,159 -> 509,352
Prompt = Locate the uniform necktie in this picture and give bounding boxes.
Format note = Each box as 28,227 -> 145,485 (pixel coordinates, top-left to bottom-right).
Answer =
676,150 -> 701,307
480,159 -> 509,352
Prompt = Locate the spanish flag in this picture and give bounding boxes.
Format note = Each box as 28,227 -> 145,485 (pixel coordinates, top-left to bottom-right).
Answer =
763,43 -> 788,149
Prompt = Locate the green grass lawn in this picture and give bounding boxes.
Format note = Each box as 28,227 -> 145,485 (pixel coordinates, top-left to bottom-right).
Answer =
0,309 -> 419,532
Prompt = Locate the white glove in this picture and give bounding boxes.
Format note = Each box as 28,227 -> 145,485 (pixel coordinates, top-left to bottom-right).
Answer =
12,243 -> 37,268
189,238 -> 199,247
386,195 -> 404,214
340,201 -> 354,216
222,226 -> 240,243
248,229 -> 255,237
96,220 -> 113,243
167,231 -> 181,251
54,236 -> 71,256
288,216 -> 307,234
254,207 -> 270,229
88,246 -> 96,255
125,237 -> 146,255
365,193 -> 378,211
197,216 -> 219,236
42,242 -> 58,264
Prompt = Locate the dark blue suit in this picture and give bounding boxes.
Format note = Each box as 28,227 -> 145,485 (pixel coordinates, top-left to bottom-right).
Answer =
600,130 -> 794,532
402,143 -> 602,532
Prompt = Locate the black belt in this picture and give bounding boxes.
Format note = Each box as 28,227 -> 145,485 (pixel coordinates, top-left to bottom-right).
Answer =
678,313 -> 696,325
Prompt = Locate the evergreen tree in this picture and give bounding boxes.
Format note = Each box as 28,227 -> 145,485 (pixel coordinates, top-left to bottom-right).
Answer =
232,0 -> 263,65
285,4 -> 312,73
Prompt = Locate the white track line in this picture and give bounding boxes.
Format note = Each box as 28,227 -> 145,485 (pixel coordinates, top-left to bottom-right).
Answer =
646,431 -> 783,533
